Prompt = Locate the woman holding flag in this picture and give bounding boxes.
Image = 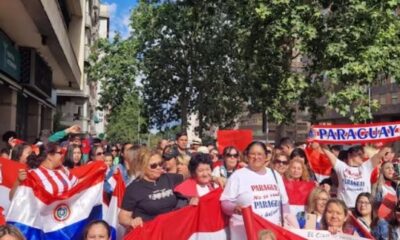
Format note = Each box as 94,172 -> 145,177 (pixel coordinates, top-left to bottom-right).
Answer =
220,141 -> 295,240
10,142 -> 78,199
118,148 -> 183,229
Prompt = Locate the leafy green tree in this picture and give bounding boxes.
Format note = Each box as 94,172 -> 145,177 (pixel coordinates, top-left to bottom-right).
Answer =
131,0 -> 244,136
305,1 -> 400,123
105,93 -> 145,143
86,34 -> 139,115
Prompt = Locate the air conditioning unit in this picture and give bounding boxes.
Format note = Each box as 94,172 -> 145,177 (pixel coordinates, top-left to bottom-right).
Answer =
20,47 -> 52,98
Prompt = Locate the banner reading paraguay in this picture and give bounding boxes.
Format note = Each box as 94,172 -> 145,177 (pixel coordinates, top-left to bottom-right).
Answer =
307,121 -> 400,144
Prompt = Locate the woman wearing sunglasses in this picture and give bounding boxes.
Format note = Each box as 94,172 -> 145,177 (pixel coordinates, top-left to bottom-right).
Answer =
118,148 -> 183,229
212,146 -> 240,179
10,142 -> 78,199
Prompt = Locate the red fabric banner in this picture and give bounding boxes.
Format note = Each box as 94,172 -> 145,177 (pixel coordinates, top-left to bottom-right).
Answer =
283,180 -> 316,205
124,188 -> 229,240
242,206 -> 306,240
217,129 -> 253,154
304,146 -> 332,179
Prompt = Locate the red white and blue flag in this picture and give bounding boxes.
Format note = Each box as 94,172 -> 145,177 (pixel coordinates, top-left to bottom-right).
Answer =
5,161 -> 124,239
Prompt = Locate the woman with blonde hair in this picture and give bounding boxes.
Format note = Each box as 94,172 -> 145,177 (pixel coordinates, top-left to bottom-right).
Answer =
118,148 -> 183,229
176,154 -> 190,179
296,187 -> 330,229
284,158 -> 316,216
371,161 -> 396,207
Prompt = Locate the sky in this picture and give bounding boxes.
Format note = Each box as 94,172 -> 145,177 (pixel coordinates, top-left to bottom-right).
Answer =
102,0 -> 138,39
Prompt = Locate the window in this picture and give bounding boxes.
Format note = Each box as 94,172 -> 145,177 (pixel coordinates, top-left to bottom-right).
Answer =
392,93 -> 398,104
380,94 -> 386,105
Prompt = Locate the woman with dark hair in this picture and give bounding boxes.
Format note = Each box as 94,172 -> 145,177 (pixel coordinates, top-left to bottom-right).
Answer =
372,201 -> 400,240
0,224 -> 26,240
321,198 -> 349,235
162,145 -> 179,174
220,141 -> 294,240
175,153 -> 219,204
10,142 -> 78,199
110,144 -> 120,166
83,220 -> 111,240
353,192 -> 374,234
212,146 -> 240,179
63,144 -> 82,169
10,143 -> 32,164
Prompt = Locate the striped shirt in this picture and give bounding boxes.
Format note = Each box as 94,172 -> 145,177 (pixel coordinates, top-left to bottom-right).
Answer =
30,166 -> 78,196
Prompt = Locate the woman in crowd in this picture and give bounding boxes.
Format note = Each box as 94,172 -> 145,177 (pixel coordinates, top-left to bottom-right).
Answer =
296,188 -> 330,229
175,153 -> 219,203
209,148 -> 220,164
290,148 -> 316,181
176,154 -> 190,179
284,158 -> 316,216
373,202 -> 400,240
271,153 -> 289,176
118,148 -> 183,229
353,192 -> 374,234
10,143 -> 32,164
0,224 -> 25,240
11,142 -> 78,199
63,144 -> 82,169
110,144 -> 120,166
162,145 -> 179,174
220,141 -> 293,240
83,220 -> 111,240
321,199 -> 350,235
212,146 -> 240,179
372,161 -> 396,207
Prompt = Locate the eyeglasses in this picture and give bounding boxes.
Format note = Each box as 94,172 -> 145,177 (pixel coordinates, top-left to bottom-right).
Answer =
317,197 -> 329,202
273,159 -> 289,165
96,152 -> 104,156
357,201 -> 371,206
226,153 -> 239,158
149,162 -> 163,169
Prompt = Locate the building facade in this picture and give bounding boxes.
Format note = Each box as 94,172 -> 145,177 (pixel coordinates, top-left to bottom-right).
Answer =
56,0 -> 109,137
0,0 -> 108,147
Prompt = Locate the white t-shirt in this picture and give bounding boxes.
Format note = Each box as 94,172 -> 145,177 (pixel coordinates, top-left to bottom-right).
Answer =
220,167 -> 288,226
334,159 -> 374,208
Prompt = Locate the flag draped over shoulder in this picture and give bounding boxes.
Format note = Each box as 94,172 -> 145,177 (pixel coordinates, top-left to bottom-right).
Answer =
6,161 -> 107,240
124,188 -> 229,240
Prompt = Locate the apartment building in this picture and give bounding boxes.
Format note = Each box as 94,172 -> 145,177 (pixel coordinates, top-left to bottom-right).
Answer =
0,0 -> 109,146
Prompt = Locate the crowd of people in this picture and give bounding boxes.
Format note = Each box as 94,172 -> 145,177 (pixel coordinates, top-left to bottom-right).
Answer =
0,124 -> 400,240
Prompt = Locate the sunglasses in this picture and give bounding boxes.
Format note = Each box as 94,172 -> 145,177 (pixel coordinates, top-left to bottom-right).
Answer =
226,153 -> 239,158
96,152 -> 104,156
149,162 -> 163,169
274,159 -> 289,165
